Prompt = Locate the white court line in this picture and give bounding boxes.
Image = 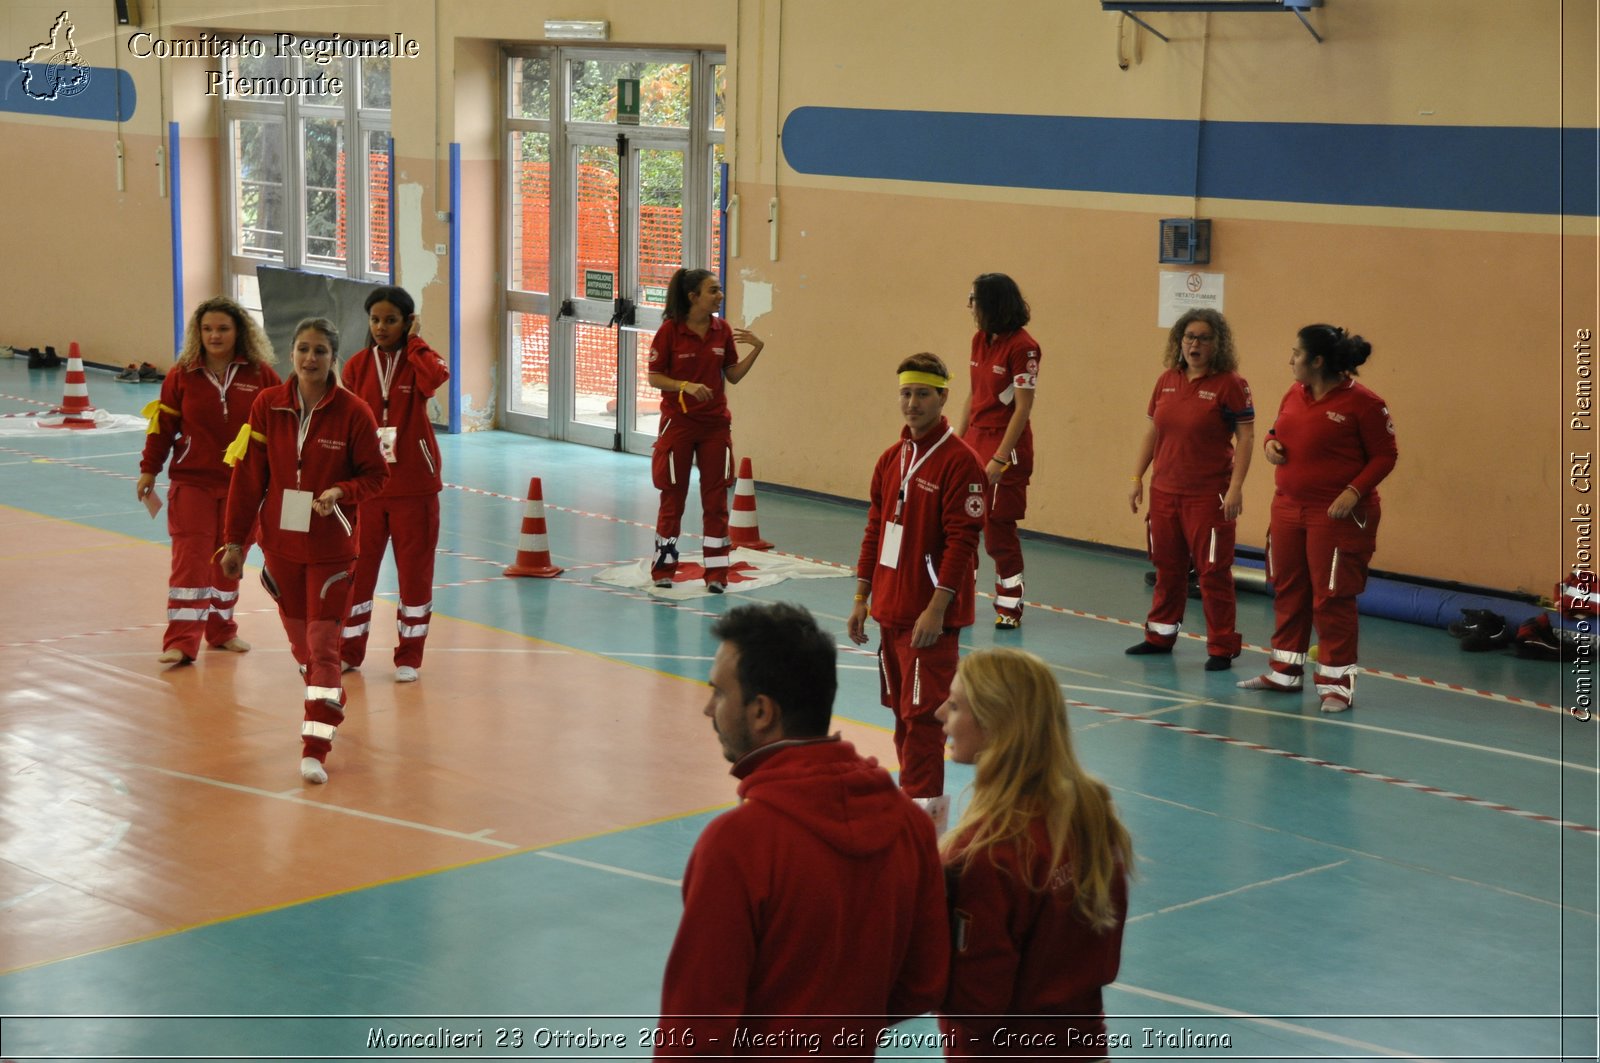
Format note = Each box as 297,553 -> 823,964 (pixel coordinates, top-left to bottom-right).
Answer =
603,653 -> 715,662
534,849 -> 683,888
1123,785 -> 1599,917
128,763 -> 520,849
1108,982 -> 1447,1062
1127,860 -> 1348,923
1063,683 -> 1207,704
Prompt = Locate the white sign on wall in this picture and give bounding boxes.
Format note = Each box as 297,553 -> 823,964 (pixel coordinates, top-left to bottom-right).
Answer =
1158,270 -> 1224,327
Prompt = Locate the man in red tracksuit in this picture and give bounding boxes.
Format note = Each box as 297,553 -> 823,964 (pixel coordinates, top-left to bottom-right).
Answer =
657,602 -> 948,1057
849,353 -> 986,828
339,287 -> 449,682
221,320 -> 389,783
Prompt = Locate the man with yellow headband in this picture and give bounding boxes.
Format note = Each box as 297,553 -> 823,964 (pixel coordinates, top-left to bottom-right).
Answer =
848,353 -> 987,830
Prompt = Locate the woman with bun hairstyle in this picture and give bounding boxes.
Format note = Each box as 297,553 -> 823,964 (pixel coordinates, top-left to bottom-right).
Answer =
1237,325 -> 1397,712
1127,308 -> 1254,670
220,318 -> 389,784
935,647 -> 1132,1056
645,268 -> 767,591
338,285 -> 449,683
956,273 -> 1041,630
137,296 -> 280,665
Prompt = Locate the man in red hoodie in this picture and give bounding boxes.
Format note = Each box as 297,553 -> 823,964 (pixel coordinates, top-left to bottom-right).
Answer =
657,602 -> 949,1057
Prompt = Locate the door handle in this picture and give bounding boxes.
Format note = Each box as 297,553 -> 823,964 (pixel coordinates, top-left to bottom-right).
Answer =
609,297 -> 636,329
556,299 -> 575,319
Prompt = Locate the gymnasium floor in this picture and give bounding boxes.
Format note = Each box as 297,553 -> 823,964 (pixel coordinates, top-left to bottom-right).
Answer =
0,354 -> 1593,1062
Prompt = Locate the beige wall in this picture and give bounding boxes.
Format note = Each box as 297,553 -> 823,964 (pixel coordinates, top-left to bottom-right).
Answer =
1,0 -> 1592,595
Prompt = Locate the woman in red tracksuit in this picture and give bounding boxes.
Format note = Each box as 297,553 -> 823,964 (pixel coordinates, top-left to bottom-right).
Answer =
849,353 -> 987,829
1237,324 -> 1398,712
957,273 -> 1041,630
338,286 -> 449,682
1127,309 -> 1255,670
645,268 -> 766,591
221,319 -> 389,784
137,296 -> 280,665
935,647 -> 1133,1058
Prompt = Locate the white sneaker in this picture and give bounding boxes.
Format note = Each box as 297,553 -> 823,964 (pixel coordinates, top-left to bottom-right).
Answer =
395,666 -> 419,683
1319,696 -> 1352,713
300,757 -> 328,784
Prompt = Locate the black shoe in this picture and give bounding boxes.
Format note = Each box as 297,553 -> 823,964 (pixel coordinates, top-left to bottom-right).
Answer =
1205,651 -> 1241,671
1448,607 -> 1502,639
706,580 -> 726,594
1125,640 -> 1172,655
651,539 -> 679,588
138,362 -> 163,382
1460,613 -> 1512,652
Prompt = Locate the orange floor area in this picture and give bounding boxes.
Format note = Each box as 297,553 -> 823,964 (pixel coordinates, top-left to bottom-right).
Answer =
0,503 -> 896,972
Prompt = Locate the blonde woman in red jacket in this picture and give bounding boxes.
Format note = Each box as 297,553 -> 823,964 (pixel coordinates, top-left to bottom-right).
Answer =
338,286 -> 449,682
936,648 -> 1133,1059
137,297 -> 280,664
221,319 -> 389,784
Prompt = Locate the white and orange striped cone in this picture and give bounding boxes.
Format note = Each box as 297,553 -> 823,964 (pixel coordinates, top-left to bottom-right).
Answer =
729,457 -> 773,550
43,342 -> 98,429
505,477 -> 563,578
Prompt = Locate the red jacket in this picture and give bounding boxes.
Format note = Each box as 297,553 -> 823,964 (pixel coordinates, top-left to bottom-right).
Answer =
140,360 -> 281,489
856,418 -> 986,630
648,317 -> 739,424
223,382 -> 390,564
341,336 -> 448,497
1268,377 -> 1397,506
658,738 -> 949,1057
940,819 -> 1128,1058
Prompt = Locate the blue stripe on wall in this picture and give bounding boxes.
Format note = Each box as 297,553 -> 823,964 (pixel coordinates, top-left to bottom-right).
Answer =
0,65 -> 136,122
781,107 -> 1598,218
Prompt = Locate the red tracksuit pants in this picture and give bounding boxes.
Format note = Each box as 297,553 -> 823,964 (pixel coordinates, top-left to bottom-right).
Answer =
1265,495 -> 1382,707
652,419 -> 732,584
263,550 -> 356,763
877,625 -> 959,798
965,427 -> 1030,621
163,482 -> 250,657
1142,487 -> 1241,656
341,494 -> 440,669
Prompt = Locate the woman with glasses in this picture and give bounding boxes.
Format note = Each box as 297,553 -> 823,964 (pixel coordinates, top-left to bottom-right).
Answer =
957,273 -> 1041,630
1127,309 -> 1254,670
1237,324 -> 1396,712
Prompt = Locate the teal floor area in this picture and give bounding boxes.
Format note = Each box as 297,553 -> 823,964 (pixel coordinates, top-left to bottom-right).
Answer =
1,356 -> 1596,1062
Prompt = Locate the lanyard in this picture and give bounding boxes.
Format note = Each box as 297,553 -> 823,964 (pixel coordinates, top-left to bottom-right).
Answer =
894,426 -> 952,521
294,386 -> 320,489
374,348 -> 401,424
205,362 -> 240,418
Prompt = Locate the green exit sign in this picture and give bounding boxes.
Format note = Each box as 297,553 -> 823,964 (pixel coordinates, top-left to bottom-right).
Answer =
617,78 -> 640,125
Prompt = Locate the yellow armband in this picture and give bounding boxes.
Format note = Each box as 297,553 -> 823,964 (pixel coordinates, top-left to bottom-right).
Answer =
141,399 -> 178,436
223,423 -> 263,467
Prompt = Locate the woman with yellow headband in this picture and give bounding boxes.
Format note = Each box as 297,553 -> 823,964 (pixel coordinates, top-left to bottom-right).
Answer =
849,352 -> 987,829
645,268 -> 767,591
136,296 -> 279,665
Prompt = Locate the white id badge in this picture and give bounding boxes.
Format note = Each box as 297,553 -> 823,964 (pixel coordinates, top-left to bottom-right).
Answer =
279,489 -> 313,533
878,521 -> 904,569
377,425 -> 398,463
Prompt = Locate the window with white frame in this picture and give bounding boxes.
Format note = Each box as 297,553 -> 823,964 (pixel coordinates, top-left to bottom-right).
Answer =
221,44 -> 393,314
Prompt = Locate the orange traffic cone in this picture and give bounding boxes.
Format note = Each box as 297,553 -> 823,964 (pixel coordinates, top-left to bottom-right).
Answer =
729,457 -> 773,550
505,477 -> 564,578
42,342 -> 98,429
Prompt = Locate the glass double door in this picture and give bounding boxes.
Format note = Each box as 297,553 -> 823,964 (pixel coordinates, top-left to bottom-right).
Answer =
503,48 -> 723,456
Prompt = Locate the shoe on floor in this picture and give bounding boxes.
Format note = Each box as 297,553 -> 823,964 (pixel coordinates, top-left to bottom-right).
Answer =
300,757 -> 328,784
1319,696 -> 1352,713
214,637 -> 251,653
1205,651 -> 1242,672
157,648 -> 193,665
396,665 -> 419,682
706,581 -> 726,594
115,363 -> 140,382
342,661 -> 359,674
138,362 -> 164,382
995,615 -> 1021,630
1237,673 -> 1302,692
1125,640 -> 1171,655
